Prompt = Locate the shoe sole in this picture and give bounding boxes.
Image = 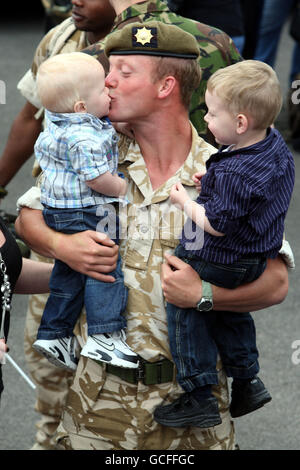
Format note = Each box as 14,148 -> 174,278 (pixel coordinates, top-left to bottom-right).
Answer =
33,344 -> 77,372
230,393 -> 272,418
153,414 -> 222,428
80,350 -> 138,369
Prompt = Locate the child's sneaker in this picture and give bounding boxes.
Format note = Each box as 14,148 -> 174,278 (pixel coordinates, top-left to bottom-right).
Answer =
80,330 -> 138,369
33,336 -> 79,372
230,376 -> 272,418
154,393 -> 222,428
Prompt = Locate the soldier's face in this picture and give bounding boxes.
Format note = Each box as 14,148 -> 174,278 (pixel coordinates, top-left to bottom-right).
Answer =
71,0 -> 115,32
105,55 -> 160,124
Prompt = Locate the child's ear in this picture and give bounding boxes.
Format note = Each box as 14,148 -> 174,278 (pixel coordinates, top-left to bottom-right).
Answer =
236,113 -> 248,134
74,100 -> 87,113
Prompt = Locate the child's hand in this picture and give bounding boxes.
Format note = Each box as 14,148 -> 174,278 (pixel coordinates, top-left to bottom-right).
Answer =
192,171 -> 205,193
170,182 -> 190,208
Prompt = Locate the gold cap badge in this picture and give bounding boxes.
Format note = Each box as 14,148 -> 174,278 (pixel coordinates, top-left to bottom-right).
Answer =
134,27 -> 154,46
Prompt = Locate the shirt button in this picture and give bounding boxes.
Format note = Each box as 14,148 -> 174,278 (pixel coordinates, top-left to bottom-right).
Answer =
140,225 -> 148,233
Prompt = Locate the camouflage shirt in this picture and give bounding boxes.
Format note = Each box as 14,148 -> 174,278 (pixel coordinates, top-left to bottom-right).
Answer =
54,126 -> 237,450
82,0 -> 242,142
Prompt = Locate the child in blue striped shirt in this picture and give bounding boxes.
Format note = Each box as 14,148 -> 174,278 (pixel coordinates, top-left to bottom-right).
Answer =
32,52 -> 138,372
154,60 -> 295,428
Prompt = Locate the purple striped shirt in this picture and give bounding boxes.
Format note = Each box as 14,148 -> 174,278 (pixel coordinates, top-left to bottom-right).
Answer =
180,128 -> 295,263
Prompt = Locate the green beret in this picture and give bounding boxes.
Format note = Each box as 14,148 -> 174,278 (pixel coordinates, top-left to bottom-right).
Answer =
104,21 -> 200,60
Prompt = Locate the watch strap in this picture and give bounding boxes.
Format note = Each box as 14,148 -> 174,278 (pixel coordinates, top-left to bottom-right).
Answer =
201,280 -> 213,301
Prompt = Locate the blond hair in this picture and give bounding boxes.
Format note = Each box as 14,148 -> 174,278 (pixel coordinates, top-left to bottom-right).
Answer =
36,52 -> 103,113
206,60 -> 282,129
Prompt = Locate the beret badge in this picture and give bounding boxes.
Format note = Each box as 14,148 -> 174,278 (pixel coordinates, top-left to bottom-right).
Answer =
132,26 -> 158,48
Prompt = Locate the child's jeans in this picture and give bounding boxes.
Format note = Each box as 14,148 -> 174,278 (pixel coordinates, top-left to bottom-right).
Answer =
37,205 -> 128,340
167,244 -> 267,392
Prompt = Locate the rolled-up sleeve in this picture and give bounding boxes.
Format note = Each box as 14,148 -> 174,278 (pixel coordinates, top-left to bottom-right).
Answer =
69,141 -> 111,182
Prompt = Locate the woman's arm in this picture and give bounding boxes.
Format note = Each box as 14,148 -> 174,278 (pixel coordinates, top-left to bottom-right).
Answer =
161,254 -> 288,312
15,208 -> 119,282
14,258 -> 52,294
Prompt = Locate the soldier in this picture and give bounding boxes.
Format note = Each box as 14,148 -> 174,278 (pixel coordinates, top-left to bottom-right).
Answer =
83,0 -> 242,145
41,0 -> 72,32
16,21 -> 292,450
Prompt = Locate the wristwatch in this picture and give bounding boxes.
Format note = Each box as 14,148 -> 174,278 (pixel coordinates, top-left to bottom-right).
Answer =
196,280 -> 213,311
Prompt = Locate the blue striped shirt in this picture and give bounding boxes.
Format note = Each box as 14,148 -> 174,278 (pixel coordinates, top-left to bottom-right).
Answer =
35,110 -> 120,209
180,128 -> 295,263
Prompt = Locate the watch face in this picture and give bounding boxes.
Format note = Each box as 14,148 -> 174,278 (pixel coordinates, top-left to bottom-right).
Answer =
197,299 -> 213,311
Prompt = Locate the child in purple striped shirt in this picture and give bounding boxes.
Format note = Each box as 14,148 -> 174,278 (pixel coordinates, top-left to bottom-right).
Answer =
154,60 -> 295,429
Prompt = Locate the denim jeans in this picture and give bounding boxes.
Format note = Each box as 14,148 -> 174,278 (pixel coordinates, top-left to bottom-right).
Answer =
167,244 -> 266,392
254,0 -> 300,83
231,35 -> 245,55
37,205 -> 128,340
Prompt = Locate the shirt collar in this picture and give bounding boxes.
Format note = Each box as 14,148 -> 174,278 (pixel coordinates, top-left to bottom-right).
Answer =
119,123 -> 214,203
45,109 -> 111,129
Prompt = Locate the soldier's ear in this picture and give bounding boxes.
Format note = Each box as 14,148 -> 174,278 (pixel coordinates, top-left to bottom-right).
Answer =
157,76 -> 176,99
74,100 -> 87,113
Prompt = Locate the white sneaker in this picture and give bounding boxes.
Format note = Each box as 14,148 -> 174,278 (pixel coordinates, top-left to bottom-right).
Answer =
33,336 -> 79,372
80,330 -> 138,368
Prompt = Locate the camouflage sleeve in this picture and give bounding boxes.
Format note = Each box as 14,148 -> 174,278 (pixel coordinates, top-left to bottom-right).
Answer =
80,39 -> 110,74
199,24 -> 243,65
31,26 -> 59,78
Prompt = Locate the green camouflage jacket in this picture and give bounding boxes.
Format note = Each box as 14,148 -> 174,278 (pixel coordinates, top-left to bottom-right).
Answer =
83,0 -> 242,142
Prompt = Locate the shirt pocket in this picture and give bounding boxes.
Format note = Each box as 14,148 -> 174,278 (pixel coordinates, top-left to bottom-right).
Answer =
159,201 -> 185,254
123,238 -> 153,271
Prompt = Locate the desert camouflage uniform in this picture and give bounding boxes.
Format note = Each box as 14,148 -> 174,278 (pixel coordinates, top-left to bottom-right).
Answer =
17,17 -> 90,450
55,126 -> 237,450
83,0 -> 242,144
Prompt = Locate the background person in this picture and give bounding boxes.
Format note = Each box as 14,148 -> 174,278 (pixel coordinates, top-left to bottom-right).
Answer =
0,220 -> 52,402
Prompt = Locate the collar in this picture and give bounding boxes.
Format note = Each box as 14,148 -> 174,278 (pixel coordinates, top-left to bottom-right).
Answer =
119,124 -> 213,204
45,109 -> 111,129
206,127 -> 275,170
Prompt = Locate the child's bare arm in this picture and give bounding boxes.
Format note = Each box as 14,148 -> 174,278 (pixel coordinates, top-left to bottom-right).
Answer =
86,172 -> 127,197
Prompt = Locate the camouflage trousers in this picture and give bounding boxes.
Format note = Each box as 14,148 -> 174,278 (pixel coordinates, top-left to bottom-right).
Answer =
24,251 -> 73,450
25,253 -> 236,450
56,354 -> 236,450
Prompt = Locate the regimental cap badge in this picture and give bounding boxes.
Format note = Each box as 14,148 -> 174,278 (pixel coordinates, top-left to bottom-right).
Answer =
134,26 -> 155,46
133,26 -> 157,48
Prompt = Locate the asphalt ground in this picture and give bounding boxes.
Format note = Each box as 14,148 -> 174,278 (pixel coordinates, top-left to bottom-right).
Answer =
0,11 -> 299,452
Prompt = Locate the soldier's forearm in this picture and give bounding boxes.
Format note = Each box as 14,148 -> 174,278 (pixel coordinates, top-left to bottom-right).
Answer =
0,101 -> 41,186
